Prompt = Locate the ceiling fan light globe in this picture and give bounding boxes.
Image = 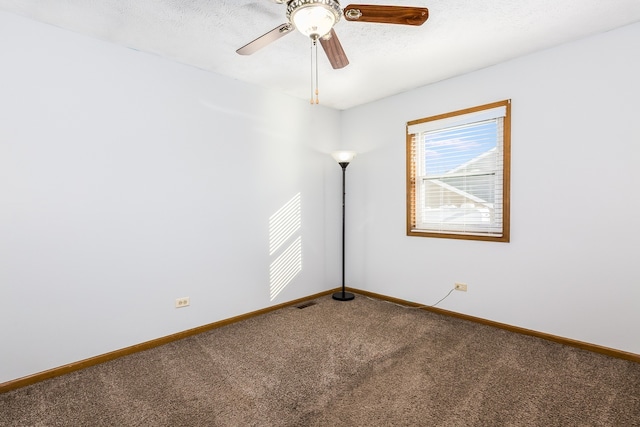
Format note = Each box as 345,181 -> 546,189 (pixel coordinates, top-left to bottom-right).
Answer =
293,7 -> 335,38
287,0 -> 342,39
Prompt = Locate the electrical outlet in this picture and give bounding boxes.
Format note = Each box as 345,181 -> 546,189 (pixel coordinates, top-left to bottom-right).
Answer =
454,283 -> 467,292
175,297 -> 190,308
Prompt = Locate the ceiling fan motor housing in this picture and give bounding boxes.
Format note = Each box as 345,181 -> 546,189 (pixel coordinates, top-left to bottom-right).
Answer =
286,0 -> 343,39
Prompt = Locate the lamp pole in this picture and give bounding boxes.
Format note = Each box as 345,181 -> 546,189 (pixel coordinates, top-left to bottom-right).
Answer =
332,151 -> 356,301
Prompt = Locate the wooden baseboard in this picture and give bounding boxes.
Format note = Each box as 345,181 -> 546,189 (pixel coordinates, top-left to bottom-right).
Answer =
3,286 -> 637,394
0,289 -> 337,394
347,287 -> 640,364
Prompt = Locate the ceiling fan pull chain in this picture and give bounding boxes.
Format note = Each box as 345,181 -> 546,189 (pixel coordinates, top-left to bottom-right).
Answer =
310,38 -> 314,104
310,37 -> 320,105
315,38 -> 319,104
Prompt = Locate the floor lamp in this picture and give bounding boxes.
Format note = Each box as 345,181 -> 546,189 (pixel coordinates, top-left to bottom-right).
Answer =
331,150 -> 356,301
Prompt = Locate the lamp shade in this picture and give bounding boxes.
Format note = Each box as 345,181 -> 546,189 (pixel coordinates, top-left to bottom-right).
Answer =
331,151 -> 357,164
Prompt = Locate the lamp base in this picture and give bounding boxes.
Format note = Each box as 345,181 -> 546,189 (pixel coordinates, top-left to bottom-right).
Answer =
332,291 -> 355,301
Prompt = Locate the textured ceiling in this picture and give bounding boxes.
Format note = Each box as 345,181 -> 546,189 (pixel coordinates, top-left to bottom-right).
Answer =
2,0 -> 640,110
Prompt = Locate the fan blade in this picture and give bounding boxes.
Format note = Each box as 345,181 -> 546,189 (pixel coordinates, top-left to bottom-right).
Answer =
343,4 -> 429,26
236,23 -> 294,55
319,29 -> 349,69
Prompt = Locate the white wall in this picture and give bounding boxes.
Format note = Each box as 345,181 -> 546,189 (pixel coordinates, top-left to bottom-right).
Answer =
0,12 -> 342,383
2,11 -> 638,386
341,22 -> 640,354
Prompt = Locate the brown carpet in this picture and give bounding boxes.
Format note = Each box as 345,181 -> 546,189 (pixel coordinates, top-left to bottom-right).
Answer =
1,294 -> 639,426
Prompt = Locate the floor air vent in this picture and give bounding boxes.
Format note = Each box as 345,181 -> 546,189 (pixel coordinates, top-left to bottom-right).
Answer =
295,301 -> 317,309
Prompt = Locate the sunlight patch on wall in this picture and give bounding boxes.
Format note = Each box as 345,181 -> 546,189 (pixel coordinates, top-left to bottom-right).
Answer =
269,193 -> 302,300
269,236 -> 302,301
269,193 -> 301,255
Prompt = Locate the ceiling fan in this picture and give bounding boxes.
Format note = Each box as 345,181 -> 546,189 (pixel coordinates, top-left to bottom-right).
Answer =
236,0 -> 429,103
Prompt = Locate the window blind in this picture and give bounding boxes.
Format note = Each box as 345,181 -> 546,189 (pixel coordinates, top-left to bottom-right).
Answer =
416,118 -> 503,235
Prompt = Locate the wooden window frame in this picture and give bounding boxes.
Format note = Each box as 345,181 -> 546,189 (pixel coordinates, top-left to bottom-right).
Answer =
406,99 -> 511,242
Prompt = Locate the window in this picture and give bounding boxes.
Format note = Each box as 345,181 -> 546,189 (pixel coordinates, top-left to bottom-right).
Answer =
406,100 -> 511,242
